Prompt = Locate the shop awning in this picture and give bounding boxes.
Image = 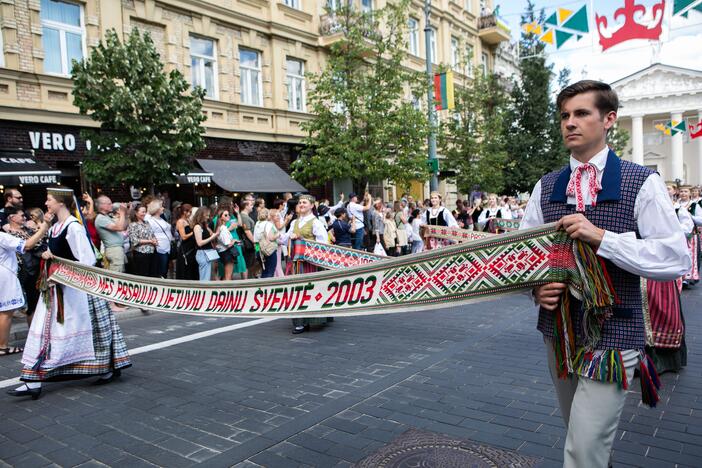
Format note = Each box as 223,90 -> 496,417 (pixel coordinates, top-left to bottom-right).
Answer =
0,150 -> 61,186
196,159 -> 307,193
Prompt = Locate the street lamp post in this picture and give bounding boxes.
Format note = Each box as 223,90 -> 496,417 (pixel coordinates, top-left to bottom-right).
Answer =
424,0 -> 439,193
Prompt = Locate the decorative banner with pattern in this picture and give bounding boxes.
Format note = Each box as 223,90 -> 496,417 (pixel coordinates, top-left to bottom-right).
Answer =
291,240 -> 387,270
420,225 -> 492,243
48,224 -> 586,319
490,218 -> 521,232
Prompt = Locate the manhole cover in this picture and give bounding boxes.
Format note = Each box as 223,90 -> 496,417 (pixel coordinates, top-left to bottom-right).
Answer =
353,429 -> 540,468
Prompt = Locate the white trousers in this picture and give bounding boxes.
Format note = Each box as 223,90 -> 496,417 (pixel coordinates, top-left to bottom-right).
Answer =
544,339 -> 638,468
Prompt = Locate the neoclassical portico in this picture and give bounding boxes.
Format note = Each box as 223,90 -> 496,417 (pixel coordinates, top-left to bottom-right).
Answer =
612,64 -> 702,184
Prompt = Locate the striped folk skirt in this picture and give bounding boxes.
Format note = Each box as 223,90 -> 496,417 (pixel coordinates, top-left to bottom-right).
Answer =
646,279 -> 686,374
21,295 -> 132,382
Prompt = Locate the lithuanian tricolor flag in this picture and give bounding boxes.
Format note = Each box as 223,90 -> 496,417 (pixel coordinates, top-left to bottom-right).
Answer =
434,71 -> 455,111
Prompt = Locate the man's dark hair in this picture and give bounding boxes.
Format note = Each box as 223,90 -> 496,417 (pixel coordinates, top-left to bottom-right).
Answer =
4,189 -> 18,204
556,80 -> 619,117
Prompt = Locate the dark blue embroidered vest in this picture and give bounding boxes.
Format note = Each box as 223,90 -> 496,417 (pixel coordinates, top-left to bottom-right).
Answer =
49,221 -> 78,261
538,150 -> 654,350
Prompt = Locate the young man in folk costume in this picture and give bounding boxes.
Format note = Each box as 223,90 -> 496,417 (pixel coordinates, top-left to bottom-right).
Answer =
520,81 -> 690,468
279,194 -> 333,334
8,188 -> 131,400
678,185 -> 701,285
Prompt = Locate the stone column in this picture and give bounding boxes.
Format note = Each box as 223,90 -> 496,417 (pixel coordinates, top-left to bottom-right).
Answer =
697,110 -> 702,185
631,115 -> 644,165
671,111 -> 685,182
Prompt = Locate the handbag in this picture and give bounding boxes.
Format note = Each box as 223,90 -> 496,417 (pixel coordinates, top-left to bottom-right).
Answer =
203,249 -> 220,263
373,242 -> 387,256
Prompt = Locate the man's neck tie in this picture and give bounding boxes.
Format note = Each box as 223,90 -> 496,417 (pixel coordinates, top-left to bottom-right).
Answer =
566,163 -> 601,212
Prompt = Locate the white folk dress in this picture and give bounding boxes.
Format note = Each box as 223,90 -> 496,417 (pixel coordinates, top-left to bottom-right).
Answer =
22,217 -> 96,370
0,232 -> 26,311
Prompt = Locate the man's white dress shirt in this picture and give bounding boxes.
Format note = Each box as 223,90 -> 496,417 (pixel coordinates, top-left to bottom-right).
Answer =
520,146 -> 690,281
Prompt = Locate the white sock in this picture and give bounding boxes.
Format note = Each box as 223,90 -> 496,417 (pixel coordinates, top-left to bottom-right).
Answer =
16,382 -> 41,390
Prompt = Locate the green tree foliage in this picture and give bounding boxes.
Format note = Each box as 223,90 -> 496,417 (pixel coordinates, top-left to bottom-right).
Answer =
439,73 -> 509,194
503,0 -> 568,194
292,0 -> 429,192
607,122 -> 631,157
72,29 -> 206,191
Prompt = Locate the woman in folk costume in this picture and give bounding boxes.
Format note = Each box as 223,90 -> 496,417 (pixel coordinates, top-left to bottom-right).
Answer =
643,184 -> 693,374
477,193 -> 512,232
679,185 -> 701,285
0,215 -> 50,356
279,194 -> 332,334
8,188 -> 131,400
422,191 -> 458,250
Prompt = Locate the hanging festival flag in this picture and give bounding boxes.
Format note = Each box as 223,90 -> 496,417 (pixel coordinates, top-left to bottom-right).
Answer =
689,121 -> 702,139
522,21 -> 543,35
434,71 -> 454,111
537,4 -> 589,49
595,0 -> 665,51
656,120 -> 687,136
674,0 -> 702,17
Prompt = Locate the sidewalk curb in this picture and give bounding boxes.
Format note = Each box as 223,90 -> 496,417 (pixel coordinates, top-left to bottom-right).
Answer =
10,308 -> 154,345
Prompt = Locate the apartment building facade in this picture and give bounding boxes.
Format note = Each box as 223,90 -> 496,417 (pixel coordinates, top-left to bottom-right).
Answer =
0,0 -> 510,205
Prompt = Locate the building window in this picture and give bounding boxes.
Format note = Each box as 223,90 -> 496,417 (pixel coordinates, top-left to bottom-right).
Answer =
190,36 -> 217,99
361,0 -> 372,15
327,0 -> 347,11
451,37 -> 459,69
41,0 -> 84,76
408,18 -> 419,56
465,44 -> 474,77
283,0 -> 300,9
429,27 -> 438,63
286,58 -> 305,112
481,51 -> 489,75
411,95 -> 421,110
466,0 -> 472,13
240,48 -> 262,106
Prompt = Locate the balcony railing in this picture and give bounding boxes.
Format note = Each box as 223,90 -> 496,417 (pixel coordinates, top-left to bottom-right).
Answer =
478,13 -> 511,45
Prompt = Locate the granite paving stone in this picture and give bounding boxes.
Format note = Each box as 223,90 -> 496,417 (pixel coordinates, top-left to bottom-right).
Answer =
1,286 -> 701,466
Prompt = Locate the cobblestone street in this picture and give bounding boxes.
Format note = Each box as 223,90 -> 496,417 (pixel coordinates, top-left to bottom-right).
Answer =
1,287 -> 700,467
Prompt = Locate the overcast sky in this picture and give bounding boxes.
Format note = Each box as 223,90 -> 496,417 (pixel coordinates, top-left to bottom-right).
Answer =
498,0 -> 702,83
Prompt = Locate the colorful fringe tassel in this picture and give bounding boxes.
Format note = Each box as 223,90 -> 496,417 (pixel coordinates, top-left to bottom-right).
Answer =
552,240 -> 617,382
639,353 -> 661,407
572,348 -> 628,391
553,293 -> 575,379
573,241 -> 615,350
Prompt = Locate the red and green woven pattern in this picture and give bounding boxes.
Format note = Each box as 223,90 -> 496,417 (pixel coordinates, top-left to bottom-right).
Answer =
48,224 -> 583,319
291,240 -> 387,270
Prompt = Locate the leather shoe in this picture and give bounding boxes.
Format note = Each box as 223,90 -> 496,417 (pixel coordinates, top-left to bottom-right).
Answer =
7,385 -> 41,400
93,369 -> 121,385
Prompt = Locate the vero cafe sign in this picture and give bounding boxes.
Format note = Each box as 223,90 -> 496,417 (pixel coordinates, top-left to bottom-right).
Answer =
28,131 -> 87,152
